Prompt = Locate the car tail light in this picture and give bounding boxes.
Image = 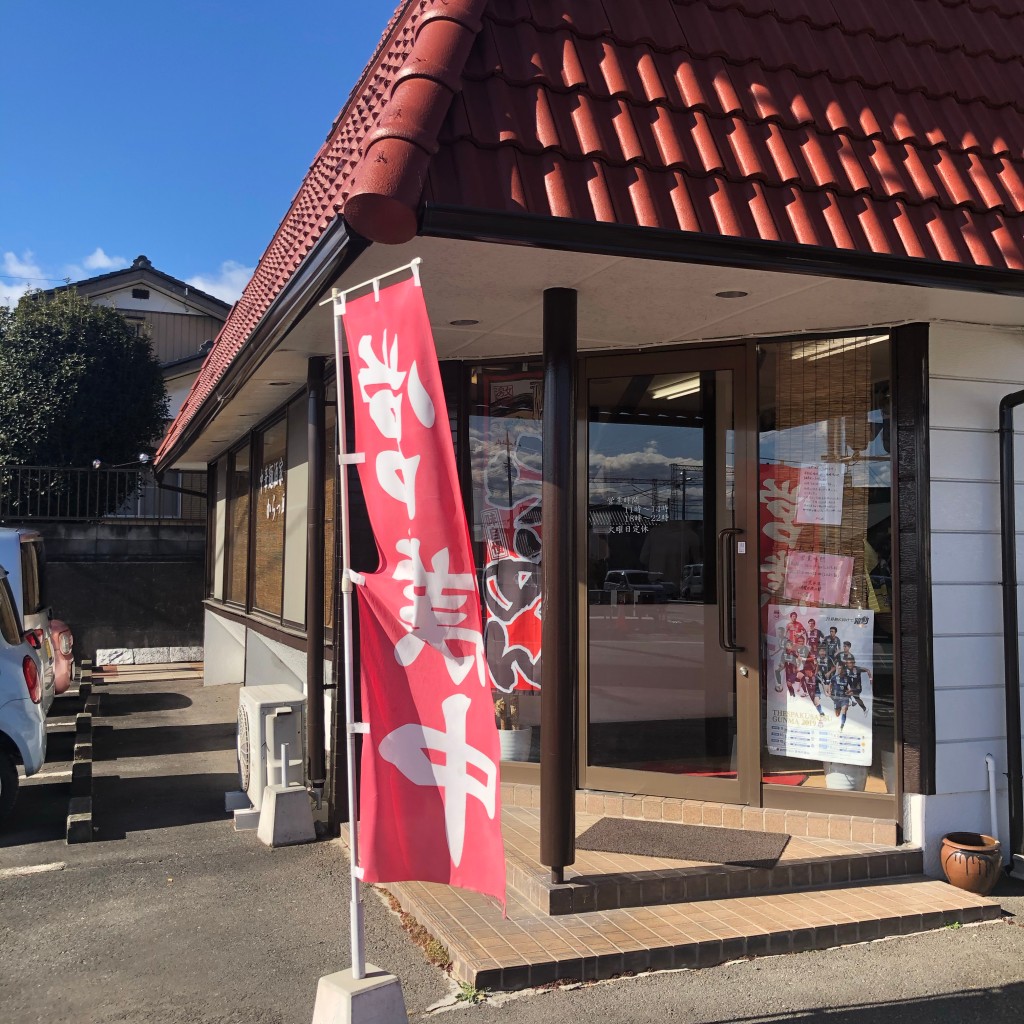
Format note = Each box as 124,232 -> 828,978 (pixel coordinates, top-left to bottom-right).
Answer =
23,656 -> 40,703
58,631 -> 73,656
24,631 -> 41,650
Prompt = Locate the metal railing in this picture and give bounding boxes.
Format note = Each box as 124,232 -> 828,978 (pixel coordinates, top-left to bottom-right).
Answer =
0,465 -> 206,524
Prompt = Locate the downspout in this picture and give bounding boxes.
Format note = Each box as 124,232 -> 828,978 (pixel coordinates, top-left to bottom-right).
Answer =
306,357 -> 327,805
998,390 -> 1024,873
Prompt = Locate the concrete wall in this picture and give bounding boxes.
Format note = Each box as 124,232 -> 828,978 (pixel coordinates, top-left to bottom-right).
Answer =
918,322 -> 1024,871
47,559 -> 204,662
23,521 -> 206,663
43,522 -> 205,562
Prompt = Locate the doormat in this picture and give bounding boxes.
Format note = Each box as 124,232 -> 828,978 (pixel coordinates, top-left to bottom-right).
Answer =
576,819 -> 790,868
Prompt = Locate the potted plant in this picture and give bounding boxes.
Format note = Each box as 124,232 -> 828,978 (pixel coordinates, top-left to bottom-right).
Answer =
494,692 -> 531,762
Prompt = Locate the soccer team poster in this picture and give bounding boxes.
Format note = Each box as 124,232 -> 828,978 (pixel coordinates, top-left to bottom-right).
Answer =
765,604 -> 874,767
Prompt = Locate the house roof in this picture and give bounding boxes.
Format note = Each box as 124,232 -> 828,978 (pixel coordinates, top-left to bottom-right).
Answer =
62,255 -> 232,319
158,0 -> 1024,464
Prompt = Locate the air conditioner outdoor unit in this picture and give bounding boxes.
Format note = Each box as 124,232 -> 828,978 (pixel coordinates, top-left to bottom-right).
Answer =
236,684 -> 306,811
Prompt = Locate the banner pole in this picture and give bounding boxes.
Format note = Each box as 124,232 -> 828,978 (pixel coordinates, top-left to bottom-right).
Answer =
331,293 -> 366,982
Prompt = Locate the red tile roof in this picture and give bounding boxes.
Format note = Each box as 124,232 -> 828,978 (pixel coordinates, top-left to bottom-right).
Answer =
159,0 -> 1024,463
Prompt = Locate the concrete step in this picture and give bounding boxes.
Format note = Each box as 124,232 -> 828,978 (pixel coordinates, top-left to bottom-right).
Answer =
501,806 -> 919,916
385,873 -> 1002,991
509,839 -> 924,915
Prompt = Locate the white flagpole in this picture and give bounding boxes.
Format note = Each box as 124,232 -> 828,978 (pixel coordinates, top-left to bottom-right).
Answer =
331,293 -> 367,982
325,257 -> 423,984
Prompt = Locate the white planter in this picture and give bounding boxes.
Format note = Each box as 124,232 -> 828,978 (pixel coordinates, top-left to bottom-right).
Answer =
498,727 -> 532,763
824,762 -> 868,791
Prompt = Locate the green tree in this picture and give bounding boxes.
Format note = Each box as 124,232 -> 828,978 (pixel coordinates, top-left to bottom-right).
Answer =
0,288 -> 168,466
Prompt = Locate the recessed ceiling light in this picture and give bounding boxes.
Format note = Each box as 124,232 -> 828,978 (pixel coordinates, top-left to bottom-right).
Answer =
715,290 -> 749,299
449,319 -> 480,327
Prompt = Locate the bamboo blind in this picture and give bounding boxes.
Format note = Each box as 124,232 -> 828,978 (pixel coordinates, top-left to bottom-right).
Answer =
775,338 -> 872,608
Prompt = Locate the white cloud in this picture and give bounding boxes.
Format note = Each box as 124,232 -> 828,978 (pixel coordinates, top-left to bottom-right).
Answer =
1,250 -> 45,306
186,260 -> 254,304
82,247 -> 127,271
63,247 -> 129,283
1,246 -> 131,306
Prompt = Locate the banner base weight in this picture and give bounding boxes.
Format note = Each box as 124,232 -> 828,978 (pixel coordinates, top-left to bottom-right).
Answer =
311,966 -> 407,1024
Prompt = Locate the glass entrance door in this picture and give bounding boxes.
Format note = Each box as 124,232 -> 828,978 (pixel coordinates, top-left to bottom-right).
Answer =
580,347 -> 759,804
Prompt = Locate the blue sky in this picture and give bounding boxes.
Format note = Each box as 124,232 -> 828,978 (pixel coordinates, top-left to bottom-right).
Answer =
1,1 -> 399,305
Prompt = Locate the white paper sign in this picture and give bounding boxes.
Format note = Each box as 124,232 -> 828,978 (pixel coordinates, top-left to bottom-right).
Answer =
765,604 -> 874,768
795,463 -> 844,526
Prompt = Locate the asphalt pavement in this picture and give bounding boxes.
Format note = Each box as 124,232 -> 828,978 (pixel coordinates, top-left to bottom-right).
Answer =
2,674 -> 1024,1024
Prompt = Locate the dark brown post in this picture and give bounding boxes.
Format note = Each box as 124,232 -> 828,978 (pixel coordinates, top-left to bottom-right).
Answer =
306,356 -> 327,798
540,287 -> 577,882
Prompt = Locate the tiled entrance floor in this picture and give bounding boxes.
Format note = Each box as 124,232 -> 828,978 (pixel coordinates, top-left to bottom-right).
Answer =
504,809 -> 921,915
377,807 -> 1002,990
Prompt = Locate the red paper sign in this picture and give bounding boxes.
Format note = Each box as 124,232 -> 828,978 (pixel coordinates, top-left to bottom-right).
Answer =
340,276 -> 505,905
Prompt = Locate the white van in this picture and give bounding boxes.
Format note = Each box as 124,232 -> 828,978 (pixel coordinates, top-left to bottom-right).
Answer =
0,529 -> 56,714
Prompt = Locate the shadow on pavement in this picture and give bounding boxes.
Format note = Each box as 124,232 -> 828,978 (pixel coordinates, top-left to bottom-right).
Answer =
0,780 -> 70,847
94,722 -> 236,761
94,690 -> 194,716
700,982 -> 1024,1024
43,730 -> 75,763
93,772 -> 237,840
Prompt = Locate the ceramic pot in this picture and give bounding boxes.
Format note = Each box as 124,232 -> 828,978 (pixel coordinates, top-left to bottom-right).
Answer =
940,832 -> 1003,896
498,727 -> 532,763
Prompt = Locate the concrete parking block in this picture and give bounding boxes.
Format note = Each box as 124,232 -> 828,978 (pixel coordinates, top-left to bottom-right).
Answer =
66,796 -> 92,844
70,760 -> 91,798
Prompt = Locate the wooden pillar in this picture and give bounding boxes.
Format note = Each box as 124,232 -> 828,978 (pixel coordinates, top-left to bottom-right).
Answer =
306,356 -> 327,794
540,287 -> 577,882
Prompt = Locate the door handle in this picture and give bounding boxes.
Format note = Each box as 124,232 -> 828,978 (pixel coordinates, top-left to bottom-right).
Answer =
718,527 -> 744,653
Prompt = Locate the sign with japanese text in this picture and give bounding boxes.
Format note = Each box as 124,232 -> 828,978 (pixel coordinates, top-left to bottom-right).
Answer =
795,463 -> 844,525
340,276 -> 505,905
783,551 -> 853,607
765,604 -> 874,767
478,372 -> 543,694
758,463 -> 803,605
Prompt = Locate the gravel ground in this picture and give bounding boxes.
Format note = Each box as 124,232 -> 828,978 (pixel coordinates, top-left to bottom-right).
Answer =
2,676 -> 1023,1024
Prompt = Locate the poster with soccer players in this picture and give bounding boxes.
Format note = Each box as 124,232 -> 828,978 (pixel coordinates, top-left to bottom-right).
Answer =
765,604 -> 874,767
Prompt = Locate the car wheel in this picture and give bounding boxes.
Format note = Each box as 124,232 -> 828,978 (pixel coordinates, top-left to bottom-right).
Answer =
0,750 -> 18,826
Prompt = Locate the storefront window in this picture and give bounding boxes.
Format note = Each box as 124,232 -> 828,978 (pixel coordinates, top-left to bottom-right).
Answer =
225,444 -> 250,606
468,363 -> 543,764
253,419 -> 287,617
758,334 -> 895,796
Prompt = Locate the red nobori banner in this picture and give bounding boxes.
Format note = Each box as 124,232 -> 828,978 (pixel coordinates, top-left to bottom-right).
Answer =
340,275 -> 505,906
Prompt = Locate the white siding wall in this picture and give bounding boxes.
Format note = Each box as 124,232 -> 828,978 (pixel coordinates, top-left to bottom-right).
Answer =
203,609 -> 245,686
93,284 -> 203,315
920,322 -> 1024,868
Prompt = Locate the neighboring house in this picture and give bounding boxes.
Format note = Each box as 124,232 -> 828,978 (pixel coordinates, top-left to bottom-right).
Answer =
16,255 -> 228,661
157,0 -> 1024,905
60,254 -> 230,421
